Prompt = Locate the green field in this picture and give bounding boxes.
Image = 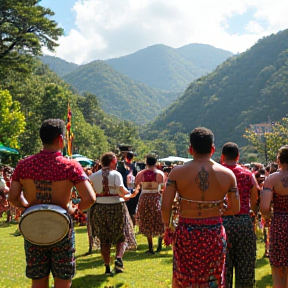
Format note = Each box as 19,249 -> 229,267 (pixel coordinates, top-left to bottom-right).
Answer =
0,219 -> 272,288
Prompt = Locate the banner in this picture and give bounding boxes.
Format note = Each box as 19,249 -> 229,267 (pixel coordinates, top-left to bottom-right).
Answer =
66,101 -> 73,156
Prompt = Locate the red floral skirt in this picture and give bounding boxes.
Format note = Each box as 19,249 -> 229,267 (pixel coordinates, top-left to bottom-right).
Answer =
173,216 -> 226,287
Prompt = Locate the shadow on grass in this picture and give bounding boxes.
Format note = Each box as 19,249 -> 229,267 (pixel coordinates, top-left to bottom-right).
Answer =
72,274 -> 124,288
76,255 -> 104,271
75,226 -> 88,234
256,257 -> 270,269
256,274 -> 273,288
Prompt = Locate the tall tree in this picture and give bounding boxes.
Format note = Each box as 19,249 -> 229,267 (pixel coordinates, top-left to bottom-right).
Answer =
0,0 -> 63,59
0,89 -> 25,148
0,0 -> 63,81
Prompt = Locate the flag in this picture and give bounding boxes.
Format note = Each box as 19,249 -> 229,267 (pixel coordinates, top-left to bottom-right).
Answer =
66,101 -> 73,156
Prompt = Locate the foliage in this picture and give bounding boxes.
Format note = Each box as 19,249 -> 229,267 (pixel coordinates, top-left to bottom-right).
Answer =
0,0 -> 63,59
244,117 -> 288,163
40,55 -> 78,77
62,60 -> 177,125
0,0 -> 63,82
143,29 -> 288,154
0,89 -> 25,148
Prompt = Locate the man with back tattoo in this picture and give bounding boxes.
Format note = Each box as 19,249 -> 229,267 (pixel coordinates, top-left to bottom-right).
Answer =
162,127 -> 240,288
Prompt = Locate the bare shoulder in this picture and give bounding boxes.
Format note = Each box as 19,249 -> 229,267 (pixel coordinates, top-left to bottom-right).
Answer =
168,165 -> 183,179
265,171 -> 279,184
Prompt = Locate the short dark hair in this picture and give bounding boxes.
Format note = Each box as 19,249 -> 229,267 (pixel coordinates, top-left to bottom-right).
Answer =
190,127 -> 214,154
221,142 -> 239,160
146,154 -> 157,166
39,119 -> 66,145
101,152 -> 116,167
278,145 -> 288,165
126,152 -> 134,160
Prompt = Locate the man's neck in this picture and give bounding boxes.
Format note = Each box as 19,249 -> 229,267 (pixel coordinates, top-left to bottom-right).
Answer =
192,154 -> 212,162
223,160 -> 237,166
42,144 -> 61,152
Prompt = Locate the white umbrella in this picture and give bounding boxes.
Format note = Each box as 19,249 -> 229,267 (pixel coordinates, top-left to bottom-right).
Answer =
158,156 -> 191,163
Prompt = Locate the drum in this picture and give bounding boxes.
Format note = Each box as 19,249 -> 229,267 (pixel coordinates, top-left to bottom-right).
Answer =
19,204 -> 70,245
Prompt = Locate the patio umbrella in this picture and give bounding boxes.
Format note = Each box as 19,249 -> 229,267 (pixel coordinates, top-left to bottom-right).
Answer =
0,142 -> 19,154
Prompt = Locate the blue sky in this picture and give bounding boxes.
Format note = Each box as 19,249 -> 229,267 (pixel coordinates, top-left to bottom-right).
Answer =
40,0 -> 288,64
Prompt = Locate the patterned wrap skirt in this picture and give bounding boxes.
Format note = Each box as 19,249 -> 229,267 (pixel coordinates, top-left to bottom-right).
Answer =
269,213 -> 288,267
173,216 -> 226,288
222,214 -> 256,288
136,192 -> 164,237
89,202 -> 137,251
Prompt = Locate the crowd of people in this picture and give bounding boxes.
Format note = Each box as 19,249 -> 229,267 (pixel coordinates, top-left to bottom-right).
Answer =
1,119 -> 288,287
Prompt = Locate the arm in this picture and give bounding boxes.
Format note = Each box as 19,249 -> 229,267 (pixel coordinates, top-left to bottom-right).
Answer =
250,183 -> 258,215
161,174 -> 177,227
259,176 -> 273,219
74,180 -> 96,211
8,181 -> 28,208
226,173 -> 240,215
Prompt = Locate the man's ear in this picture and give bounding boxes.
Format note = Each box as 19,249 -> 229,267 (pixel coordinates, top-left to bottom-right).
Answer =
211,145 -> 216,155
188,145 -> 193,156
236,153 -> 240,162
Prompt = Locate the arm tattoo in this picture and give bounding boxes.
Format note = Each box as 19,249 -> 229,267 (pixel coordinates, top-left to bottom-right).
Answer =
166,179 -> 177,189
195,166 -> 209,192
228,186 -> 239,200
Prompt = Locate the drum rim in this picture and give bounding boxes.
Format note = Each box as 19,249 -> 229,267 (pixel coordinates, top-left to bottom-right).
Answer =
19,209 -> 70,246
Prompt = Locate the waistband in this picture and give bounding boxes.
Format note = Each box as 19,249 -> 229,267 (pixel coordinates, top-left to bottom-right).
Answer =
96,194 -> 119,197
141,189 -> 159,194
178,216 -> 223,226
222,214 -> 251,219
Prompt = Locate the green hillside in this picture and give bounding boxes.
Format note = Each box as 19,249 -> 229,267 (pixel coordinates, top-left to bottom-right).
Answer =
40,55 -> 79,77
106,44 -> 233,92
62,60 -> 179,124
144,30 -> 288,150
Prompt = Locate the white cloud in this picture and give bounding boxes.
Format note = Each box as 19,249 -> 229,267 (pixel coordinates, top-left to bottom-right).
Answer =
52,0 -> 288,64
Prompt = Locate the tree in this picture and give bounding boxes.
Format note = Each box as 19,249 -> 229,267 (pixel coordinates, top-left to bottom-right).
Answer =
0,0 -> 63,81
0,89 -> 25,148
243,117 -> 288,163
0,0 -> 63,59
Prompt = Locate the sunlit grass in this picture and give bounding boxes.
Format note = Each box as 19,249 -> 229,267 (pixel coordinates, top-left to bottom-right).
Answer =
0,217 -> 272,288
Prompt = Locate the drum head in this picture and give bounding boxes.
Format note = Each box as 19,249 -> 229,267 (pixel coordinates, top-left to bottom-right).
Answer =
20,210 -> 69,245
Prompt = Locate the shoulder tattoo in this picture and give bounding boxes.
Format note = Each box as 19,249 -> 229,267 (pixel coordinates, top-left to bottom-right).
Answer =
281,177 -> 288,188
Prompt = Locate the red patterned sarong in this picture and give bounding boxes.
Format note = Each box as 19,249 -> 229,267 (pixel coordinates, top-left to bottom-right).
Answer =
173,217 -> 226,287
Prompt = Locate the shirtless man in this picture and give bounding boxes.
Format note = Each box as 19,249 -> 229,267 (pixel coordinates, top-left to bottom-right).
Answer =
162,127 -> 240,288
8,119 -> 96,288
260,145 -> 288,288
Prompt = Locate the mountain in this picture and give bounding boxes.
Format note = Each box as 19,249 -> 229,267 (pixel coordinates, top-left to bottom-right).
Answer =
62,60 -> 179,124
144,30 -> 288,149
105,44 -> 233,92
40,55 -> 79,77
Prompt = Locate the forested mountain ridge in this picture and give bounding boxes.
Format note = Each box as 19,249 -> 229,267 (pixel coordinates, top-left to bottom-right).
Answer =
40,55 -> 79,77
144,29 -> 288,150
62,60 -> 180,124
106,44 -> 233,92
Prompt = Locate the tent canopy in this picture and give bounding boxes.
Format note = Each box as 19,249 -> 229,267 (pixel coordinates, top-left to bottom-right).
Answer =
0,142 -> 19,154
158,156 -> 191,163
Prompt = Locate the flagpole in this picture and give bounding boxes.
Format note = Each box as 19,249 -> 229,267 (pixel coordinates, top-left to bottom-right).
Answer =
66,100 -> 73,157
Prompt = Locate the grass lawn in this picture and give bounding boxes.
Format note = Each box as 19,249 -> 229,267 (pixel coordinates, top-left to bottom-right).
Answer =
0,218 -> 272,288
